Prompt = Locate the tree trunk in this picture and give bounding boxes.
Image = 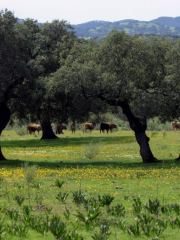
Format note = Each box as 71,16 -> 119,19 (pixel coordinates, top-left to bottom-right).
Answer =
118,101 -> 158,163
0,102 -> 11,160
100,97 -> 158,163
134,130 -> 157,163
41,122 -> 58,139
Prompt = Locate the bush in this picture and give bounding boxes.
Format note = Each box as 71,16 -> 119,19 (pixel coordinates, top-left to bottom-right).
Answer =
118,120 -> 130,130
15,127 -> 27,136
83,140 -> 102,159
147,118 -> 171,131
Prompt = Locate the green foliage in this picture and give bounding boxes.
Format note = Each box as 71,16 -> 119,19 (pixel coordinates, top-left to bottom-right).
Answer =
13,223 -> 28,237
33,217 -> 49,237
23,205 -> 32,216
32,181 -> 42,189
127,221 -> 141,237
0,221 -> 6,237
144,198 -> 160,215
5,208 -> 19,221
50,215 -> 67,239
75,206 -> 102,230
92,221 -> 111,239
132,196 -> 142,215
147,118 -> 171,131
65,230 -> 84,240
107,204 -> 126,217
98,194 -> 114,207
171,203 -> 180,215
56,192 -> 69,203
55,179 -> 65,188
118,119 -> 130,130
72,190 -> 87,206
13,195 -> 25,206
117,219 -> 127,233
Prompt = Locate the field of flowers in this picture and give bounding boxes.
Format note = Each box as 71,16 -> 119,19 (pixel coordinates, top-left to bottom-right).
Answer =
0,130 -> 180,239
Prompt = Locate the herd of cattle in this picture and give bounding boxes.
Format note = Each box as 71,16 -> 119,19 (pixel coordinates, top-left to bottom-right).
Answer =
26,122 -> 118,135
26,121 -> 180,135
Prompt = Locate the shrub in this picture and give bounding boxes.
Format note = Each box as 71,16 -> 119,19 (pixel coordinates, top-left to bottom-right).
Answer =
22,163 -> 38,185
15,127 -> 27,136
83,140 -> 102,159
147,117 -> 171,131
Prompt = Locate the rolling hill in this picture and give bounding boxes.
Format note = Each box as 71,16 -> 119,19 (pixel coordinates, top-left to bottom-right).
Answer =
72,17 -> 180,38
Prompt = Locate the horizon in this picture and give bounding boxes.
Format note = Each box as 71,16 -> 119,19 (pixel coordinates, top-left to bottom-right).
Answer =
71,16 -> 180,25
17,16 -> 180,26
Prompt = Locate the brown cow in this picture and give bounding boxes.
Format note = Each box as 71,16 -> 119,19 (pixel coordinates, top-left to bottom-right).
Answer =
27,124 -> 42,135
171,121 -> 180,130
56,124 -> 67,134
101,122 -> 117,133
71,122 -> 76,134
83,123 -> 93,133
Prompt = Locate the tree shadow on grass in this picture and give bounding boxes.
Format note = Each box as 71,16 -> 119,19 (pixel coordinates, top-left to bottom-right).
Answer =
0,158 -> 179,171
1,135 -> 179,170
1,135 -> 136,148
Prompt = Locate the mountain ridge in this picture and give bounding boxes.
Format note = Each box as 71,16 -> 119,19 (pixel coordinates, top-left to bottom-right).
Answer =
72,16 -> 180,38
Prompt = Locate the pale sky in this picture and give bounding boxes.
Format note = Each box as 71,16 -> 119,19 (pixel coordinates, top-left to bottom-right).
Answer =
1,0 -> 180,25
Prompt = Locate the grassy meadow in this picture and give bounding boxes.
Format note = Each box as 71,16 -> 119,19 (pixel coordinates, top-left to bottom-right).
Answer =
1,128 -> 180,239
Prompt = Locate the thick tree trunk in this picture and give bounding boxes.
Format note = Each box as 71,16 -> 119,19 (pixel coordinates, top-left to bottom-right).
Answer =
41,122 -> 58,139
0,102 -> 11,160
100,97 -> 158,163
118,101 -> 158,163
134,130 -> 157,163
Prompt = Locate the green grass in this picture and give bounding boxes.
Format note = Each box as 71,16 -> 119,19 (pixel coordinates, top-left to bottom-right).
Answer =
0,129 -> 180,239
1,129 -> 180,168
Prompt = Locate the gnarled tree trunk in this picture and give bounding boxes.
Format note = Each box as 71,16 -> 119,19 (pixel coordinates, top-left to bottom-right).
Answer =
119,102 -> 158,163
134,130 -> 157,163
100,97 -> 158,163
41,121 -> 58,139
0,102 -> 11,160
118,101 -> 158,163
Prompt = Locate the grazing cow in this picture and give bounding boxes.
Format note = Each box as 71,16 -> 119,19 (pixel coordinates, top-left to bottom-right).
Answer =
83,123 -> 93,133
100,122 -> 110,133
171,121 -> 180,130
56,124 -> 67,134
27,124 -> 42,135
100,122 -> 117,133
71,122 -> 76,134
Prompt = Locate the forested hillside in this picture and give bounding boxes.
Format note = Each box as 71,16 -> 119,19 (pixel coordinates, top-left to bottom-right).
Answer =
72,17 -> 180,38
